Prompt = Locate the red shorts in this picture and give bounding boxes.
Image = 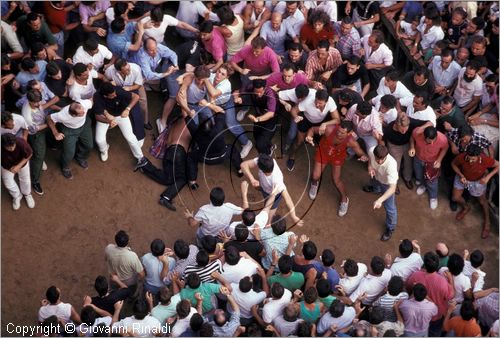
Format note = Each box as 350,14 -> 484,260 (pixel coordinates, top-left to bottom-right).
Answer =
315,147 -> 347,166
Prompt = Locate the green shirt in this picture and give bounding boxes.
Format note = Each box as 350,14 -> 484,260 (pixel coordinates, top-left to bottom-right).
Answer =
180,282 -> 220,313
320,295 -> 336,308
268,272 -> 305,292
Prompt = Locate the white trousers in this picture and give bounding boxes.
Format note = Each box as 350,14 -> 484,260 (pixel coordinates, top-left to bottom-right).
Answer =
2,164 -> 31,199
95,117 -> 143,160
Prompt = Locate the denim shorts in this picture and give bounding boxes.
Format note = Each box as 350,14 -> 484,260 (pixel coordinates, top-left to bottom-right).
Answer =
453,175 -> 487,197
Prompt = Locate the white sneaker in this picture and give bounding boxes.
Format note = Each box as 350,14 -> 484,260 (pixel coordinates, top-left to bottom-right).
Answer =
100,145 -> 110,162
42,161 -> 48,171
430,198 -> 438,210
25,194 -> 35,208
240,141 -> 253,159
236,108 -> 249,122
12,196 -> 22,210
309,182 -> 319,200
416,185 -> 426,195
338,197 -> 350,217
156,118 -> 165,133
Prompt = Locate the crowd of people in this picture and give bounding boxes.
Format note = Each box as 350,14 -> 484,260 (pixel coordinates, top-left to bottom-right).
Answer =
1,0 -> 499,336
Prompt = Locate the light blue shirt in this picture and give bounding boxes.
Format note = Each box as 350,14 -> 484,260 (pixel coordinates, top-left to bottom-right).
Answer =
107,22 -> 136,60
135,44 -> 178,81
428,56 -> 461,88
260,20 -> 295,56
15,60 -> 47,88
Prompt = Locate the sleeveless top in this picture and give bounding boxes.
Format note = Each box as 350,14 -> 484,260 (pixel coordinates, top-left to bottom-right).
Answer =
187,81 -> 206,104
316,125 -> 354,164
225,15 -> 245,56
250,7 -> 266,24
300,301 -> 321,324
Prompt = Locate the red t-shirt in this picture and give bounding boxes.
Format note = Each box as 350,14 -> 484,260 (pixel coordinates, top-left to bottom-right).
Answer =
43,2 -> 67,33
1,138 -> 32,170
300,24 -> 334,51
453,153 -> 496,181
413,129 -> 449,163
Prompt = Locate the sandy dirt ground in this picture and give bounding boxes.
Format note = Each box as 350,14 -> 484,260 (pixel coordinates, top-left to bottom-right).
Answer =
2,93 -> 498,335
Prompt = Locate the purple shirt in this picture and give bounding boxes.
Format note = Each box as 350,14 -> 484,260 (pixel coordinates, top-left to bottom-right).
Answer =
399,299 -> 438,334
202,29 -> 227,61
79,0 -> 111,25
231,46 -> 280,76
266,72 -> 309,90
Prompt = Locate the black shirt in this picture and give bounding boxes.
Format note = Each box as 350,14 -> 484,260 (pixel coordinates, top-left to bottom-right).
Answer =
224,240 -> 264,265
332,89 -> 363,118
402,72 -> 435,98
91,288 -> 132,315
194,113 -> 227,159
45,59 -> 72,98
355,1 -> 380,20
383,118 -> 427,145
93,87 -> 132,116
283,51 -> 309,72
331,64 -> 369,88
175,40 -> 201,70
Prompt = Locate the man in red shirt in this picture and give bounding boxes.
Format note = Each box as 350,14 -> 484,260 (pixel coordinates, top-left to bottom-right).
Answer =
451,144 -> 499,238
409,126 -> 449,210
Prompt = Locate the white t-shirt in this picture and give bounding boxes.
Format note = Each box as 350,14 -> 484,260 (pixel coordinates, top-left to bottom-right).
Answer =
170,307 -> 197,337
141,14 -> 179,42
453,68 -> 483,107
69,70 -> 99,101
390,252 -> 424,282
229,283 -> 267,318
38,302 -> 72,323
228,210 -> 269,240
317,306 -> 356,334
113,315 -> 162,337
400,21 -> 418,36
105,7 -> 115,25
439,267 -> 471,304
369,151 -> 399,185
349,269 -> 392,305
262,288 -> 293,323
406,104 -> 437,127
73,44 -> 113,70
208,73 -> 232,105
176,1 -> 219,26
253,158 -> 286,194
339,262 -> 368,296
298,92 -> 337,124
50,100 -> 92,129
1,113 -> 28,137
376,78 -> 413,100
371,95 -> 398,124
417,23 -> 444,50
222,257 -> 259,284
462,261 -> 485,292
105,63 -> 144,86
195,202 -> 243,237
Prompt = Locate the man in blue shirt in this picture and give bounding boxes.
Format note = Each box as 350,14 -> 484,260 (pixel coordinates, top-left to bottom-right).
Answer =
107,18 -> 145,60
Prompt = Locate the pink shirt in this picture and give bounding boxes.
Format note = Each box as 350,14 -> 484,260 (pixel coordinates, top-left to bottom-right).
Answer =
266,72 -> 309,90
79,0 -> 111,25
413,129 -> 449,163
406,271 -> 454,321
346,105 -> 382,137
202,29 -> 227,61
230,46 -> 280,76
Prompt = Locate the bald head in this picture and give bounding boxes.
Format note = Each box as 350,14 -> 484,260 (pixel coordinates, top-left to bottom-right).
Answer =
271,11 -> 282,30
436,242 -> 449,257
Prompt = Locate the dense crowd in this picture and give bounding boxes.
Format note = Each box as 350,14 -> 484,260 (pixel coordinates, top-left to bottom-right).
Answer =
0,0 -> 499,337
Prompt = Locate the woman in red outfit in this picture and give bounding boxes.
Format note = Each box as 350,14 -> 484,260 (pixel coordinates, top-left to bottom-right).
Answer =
300,9 -> 334,53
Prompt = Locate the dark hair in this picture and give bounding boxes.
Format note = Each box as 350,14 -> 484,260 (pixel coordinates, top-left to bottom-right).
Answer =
194,65 -> 211,79
217,6 -> 236,26
30,42 -> 45,56
440,48 -> 453,59
46,61 -> 61,77
174,240 -> 190,259
21,58 -> 36,71
114,1 -> 129,16
321,249 -> 335,266
414,66 -> 430,79
114,230 -> 129,247
288,42 -> 302,52
114,59 -> 128,72
251,36 -> 267,49
190,313 -> 204,331
200,235 -> 217,254
281,62 -> 297,73
470,250 -> 484,268
27,89 -> 42,103
370,256 -> 385,275
186,272 -> 201,289
1,53 -> 10,67
344,259 -> 358,277
239,276 -> 253,292
347,55 -> 362,66
371,30 -> 385,44
466,59 -> 481,72
150,239 -> 166,257
315,89 -> 329,102
26,12 -> 40,23
441,95 -> 455,106
94,276 -> 108,297
339,120 -> 354,132
270,215 -> 286,235
471,16 -> 486,30
242,209 -> 256,226
423,126 -> 437,140
295,84 -> 310,99
1,111 -> 13,125
302,241 -> 317,260
73,62 -> 88,76
296,321 -> 312,337
110,18 -> 126,33
158,286 -> 173,305
278,255 -> 293,274
199,20 -> 213,33
357,101 -> 372,116
414,91 -> 430,106
46,286 -> 60,304
176,299 -> 192,318
458,125 -> 474,138
316,278 -> 331,297
257,153 -> 274,173
234,224 -> 249,241
423,251 -> 440,273
388,276 -> 404,296
317,39 -> 330,50
342,16 -> 353,25
447,253 -> 464,276
150,6 -> 164,22
380,94 -> 397,110
209,187 -> 225,206
199,323 -> 214,337
399,239 -> 414,258
83,38 -> 98,52
452,7 -> 467,19
196,249 -> 209,267
99,82 -> 115,97
81,306 -> 97,326
460,299 -> 475,321
271,282 -> 284,298
253,78 -> 266,89
385,70 -> 399,82
413,283 -> 427,301
329,299 -> 345,318
369,307 -> 385,325
373,144 -> 389,159
485,74 -> 499,84
309,8 -> 330,27
224,245 -> 240,265
304,287 -> 318,304
466,144 -> 482,157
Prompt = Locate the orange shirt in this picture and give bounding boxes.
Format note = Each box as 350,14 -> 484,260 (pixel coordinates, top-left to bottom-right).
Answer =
444,316 -> 481,337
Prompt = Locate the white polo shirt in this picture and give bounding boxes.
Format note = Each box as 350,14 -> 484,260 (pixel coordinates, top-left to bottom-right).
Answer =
195,202 -> 243,237
362,36 -> 393,67
453,68 -> 483,108
390,252 -> 424,282
253,157 -> 286,194
262,288 -> 292,323
222,257 -> 259,284
339,262 -> 368,296
439,267 -> 472,304
228,210 -> 269,240
405,104 -> 437,126
349,269 -> 392,305
369,151 -> 399,185
228,283 -> 267,318
141,14 -> 179,42
105,63 -> 144,87
50,100 -> 92,129
417,23 -> 444,49
279,88 -> 337,123
73,44 -> 113,70
69,69 -> 98,101
376,78 -> 413,100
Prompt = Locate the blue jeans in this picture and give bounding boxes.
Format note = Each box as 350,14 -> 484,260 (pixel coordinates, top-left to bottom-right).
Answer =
287,120 -> 297,146
261,189 -> 283,210
188,103 -> 212,125
221,97 -> 249,146
413,156 -> 439,199
372,179 -> 397,231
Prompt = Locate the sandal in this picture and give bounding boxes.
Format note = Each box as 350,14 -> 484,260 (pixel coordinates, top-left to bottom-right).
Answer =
456,205 -> 471,221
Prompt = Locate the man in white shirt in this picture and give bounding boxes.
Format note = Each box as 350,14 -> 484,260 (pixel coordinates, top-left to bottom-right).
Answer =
105,59 -> 151,130
68,63 -> 100,101
73,38 -> 115,71
38,286 -> 81,324
141,6 -> 198,44
347,256 -> 392,305
361,30 -> 393,86
387,239 -> 423,282
339,259 -> 368,296
1,111 -> 28,139
221,246 -> 259,284
260,283 -> 292,324
428,49 -> 461,96
376,71 -> 413,101
176,1 -> 219,39
364,145 -> 399,241
113,298 -> 163,337
46,100 -> 94,180
283,1 -> 305,37
317,300 -> 356,335
401,92 -> 437,126
228,276 -> 267,323
452,60 -> 483,115
185,187 -> 243,245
